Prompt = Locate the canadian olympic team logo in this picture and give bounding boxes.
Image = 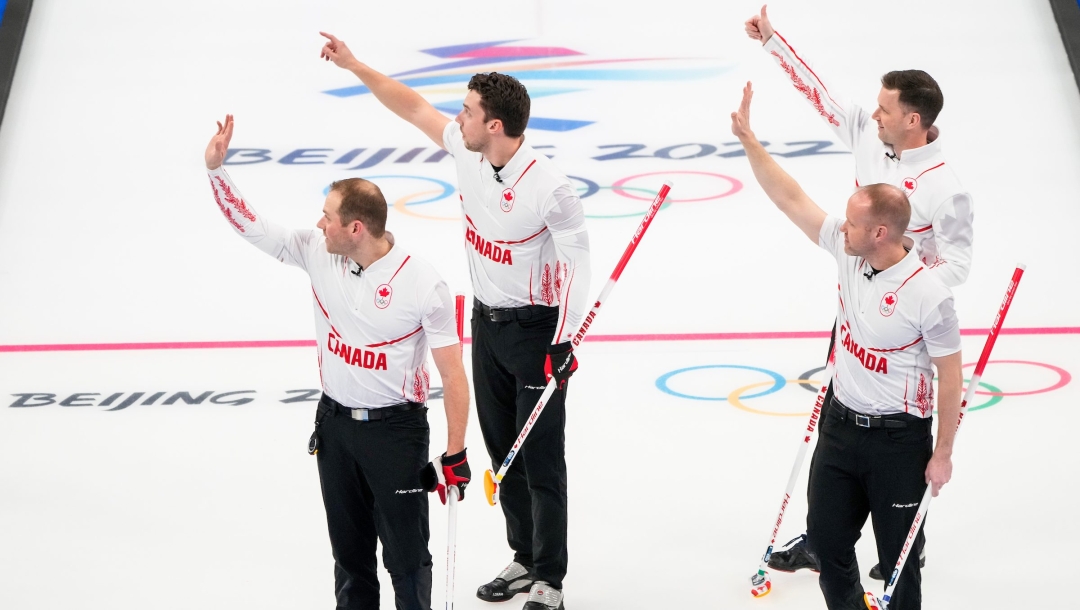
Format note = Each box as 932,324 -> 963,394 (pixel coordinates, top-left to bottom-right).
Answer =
880,292 -> 898,317
374,284 -> 393,309
901,177 -> 918,196
500,188 -> 515,212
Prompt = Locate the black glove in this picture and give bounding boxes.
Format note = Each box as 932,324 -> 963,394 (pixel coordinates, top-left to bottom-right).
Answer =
420,449 -> 471,503
544,342 -> 578,389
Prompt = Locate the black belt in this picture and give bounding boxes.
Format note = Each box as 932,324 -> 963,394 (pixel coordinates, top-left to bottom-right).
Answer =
830,398 -> 912,429
474,297 -> 553,322
319,394 -> 424,422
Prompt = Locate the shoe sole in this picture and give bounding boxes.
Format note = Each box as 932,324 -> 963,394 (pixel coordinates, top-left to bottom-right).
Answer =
477,583 -> 533,603
767,565 -> 820,574
869,559 -> 926,581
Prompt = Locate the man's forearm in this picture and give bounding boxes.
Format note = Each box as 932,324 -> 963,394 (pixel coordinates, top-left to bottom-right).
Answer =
442,372 -> 469,455
933,359 -> 963,456
741,135 -> 814,222
345,60 -> 433,126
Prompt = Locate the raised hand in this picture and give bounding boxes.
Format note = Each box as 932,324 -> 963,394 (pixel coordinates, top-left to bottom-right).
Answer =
730,82 -> 755,141
744,4 -> 775,44
205,114 -> 234,170
319,31 -> 358,70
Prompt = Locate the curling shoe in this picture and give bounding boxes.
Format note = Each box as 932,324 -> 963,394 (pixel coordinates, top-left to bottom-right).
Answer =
869,545 -> 927,580
522,581 -> 564,610
766,534 -> 820,572
476,561 -> 534,602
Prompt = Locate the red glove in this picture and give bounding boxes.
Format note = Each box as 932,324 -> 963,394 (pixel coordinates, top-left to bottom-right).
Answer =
421,449 -> 471,503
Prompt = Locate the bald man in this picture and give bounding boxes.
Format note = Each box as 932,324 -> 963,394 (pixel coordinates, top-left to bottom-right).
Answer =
731,84 -> 962,610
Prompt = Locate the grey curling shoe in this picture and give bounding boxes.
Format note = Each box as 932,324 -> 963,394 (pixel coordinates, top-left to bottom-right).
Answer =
522,581 -> 564,610
476,561 -> 535,602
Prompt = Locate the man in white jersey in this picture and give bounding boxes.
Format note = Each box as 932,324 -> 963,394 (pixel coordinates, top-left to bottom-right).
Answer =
204,115 -> 471,610
732,84 -> 963,610
745,5 -> 974,577
319,33 -> 591,610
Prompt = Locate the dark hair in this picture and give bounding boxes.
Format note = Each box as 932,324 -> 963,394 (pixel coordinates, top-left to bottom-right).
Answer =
467,72 -> 530,138
861,183 -> 911,239
880,70 -> 944,129
329,178 -> 387,237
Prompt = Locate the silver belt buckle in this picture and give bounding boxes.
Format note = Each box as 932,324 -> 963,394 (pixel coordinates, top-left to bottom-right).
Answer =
855,414 -> 871,428
351,408 -> 372,422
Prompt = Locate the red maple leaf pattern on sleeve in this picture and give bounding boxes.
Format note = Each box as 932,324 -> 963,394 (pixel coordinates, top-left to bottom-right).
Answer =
885,294 -> 896,306
541,264 -> 554,305
770,51 -> 840,127
378,287 -> 391,298
554,261 -> 566,302
210,177 -> 245,232
915,373 -> 933,416
214,176 -> 257,222
412,366 -> 430,403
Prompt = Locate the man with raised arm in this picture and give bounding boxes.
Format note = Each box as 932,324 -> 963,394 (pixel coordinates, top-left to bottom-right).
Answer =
204,115 -> 471,610
318,32 -> 591,610
732,83 -> 962,610
745,5 -> 974,578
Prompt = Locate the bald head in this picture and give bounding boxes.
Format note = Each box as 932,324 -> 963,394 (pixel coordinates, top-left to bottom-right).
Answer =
330,178 -> 387,237
858,183 -> 910,243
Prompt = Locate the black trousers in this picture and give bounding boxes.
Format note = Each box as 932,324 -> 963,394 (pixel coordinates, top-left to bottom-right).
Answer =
807,398 -> 932,610
808,327 -> 925,561
472,302 -> 568,589
314,395 -> 433,610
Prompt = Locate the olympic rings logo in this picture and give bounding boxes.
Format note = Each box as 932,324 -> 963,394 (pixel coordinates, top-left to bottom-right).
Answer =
655,360 -> 1072,417
323,171 -> 743,221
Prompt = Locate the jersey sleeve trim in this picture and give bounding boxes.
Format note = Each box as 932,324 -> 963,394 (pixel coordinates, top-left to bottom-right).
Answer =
867,336 -> 924,353
366,326 -> 424,348
465,213 -> 550,245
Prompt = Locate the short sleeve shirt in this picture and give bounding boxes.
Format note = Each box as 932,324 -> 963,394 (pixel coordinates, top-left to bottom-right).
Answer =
819,216 -> 961,416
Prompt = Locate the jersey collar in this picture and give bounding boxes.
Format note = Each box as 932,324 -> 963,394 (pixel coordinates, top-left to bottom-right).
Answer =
884,133 -> 943,165
869,245 -> 923,283
494,137 -> 535,185
358,234 -> 404,276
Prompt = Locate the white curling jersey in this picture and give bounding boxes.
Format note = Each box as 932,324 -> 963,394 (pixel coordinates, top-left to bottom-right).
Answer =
442,121 -> 591,344
819,217 -> 962,417
765,32 -> 975,287
207,167 -> 459,409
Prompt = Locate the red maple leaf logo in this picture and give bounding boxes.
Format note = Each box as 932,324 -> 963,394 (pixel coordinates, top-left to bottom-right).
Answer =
503,191 -> 513,201
885,295 -> 895,306
904,180 -> 914,190
378,287 -> 390,297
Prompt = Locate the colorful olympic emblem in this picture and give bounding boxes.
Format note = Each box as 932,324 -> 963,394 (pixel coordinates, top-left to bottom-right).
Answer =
324,171 -> 743,222
657,360 -> 1071,417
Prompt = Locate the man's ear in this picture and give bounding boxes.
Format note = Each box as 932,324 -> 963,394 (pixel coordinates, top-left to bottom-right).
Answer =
350,220 -> 364,235
487,118 -> 503,135
907,111 -> 923,130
